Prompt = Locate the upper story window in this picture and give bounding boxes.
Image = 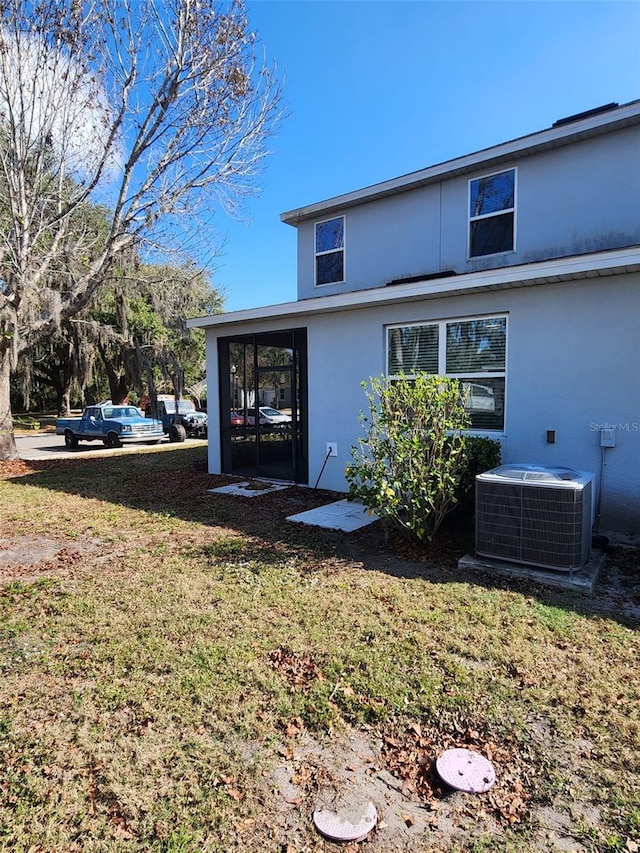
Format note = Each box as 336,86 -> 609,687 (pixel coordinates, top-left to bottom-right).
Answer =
469,168 -> 516,258
315,216 -> 344,285
387,315 -> 507,430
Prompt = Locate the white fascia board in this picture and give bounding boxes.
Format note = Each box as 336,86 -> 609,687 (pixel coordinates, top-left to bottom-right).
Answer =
187,246 -> 640,330
280,101 -> 640,226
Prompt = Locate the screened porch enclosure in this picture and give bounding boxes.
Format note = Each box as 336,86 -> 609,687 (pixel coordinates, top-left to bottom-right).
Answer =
218,329 -> 308,483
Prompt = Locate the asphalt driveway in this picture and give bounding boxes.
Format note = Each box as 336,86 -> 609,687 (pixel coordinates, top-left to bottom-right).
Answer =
15,431 -> 205,461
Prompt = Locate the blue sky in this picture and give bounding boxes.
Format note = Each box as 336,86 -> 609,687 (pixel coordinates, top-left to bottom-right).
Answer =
211,0 -> 640,312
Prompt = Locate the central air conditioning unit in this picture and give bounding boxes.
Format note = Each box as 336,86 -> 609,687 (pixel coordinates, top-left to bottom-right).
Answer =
475,464 -> 595,571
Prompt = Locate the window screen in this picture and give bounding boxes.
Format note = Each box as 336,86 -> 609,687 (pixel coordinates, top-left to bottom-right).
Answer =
388,324 -> 439,375
387,315 -> 507,431
445,317 -> 506,373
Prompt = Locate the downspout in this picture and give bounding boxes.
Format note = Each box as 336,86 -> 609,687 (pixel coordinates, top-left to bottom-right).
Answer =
595,444 -> 607,534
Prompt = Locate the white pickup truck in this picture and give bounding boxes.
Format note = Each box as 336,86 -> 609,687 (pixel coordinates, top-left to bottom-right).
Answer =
56,403 -> 165,448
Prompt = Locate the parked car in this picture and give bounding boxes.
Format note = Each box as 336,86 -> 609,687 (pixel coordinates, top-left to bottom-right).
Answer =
56,403 -> 165,448
462,382 -> 496,413
230,411 -> 245,427
245,406 -> 292,427
145,395 -> 208,441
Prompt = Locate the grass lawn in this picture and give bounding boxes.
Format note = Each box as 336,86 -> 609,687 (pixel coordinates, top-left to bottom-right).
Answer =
0,445 -> 638,852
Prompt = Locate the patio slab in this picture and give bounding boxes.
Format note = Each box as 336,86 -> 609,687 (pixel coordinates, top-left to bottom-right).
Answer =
457,549 -> 606,594
207,481 -> 290,498
287,499 -> 378,532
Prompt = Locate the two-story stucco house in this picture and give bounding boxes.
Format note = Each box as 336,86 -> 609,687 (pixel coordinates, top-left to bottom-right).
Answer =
188,100 -> 640,536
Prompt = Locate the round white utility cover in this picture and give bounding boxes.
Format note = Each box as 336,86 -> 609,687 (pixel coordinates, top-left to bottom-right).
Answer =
313,800 -> 378,843
436,748 -> 496,793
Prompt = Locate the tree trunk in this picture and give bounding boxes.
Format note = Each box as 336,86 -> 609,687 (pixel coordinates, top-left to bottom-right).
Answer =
60,388 -> 72,417
59,349 -> 74,416
109,376 -> 130,405
104,363 -> 129,405
0,349 -> 19,460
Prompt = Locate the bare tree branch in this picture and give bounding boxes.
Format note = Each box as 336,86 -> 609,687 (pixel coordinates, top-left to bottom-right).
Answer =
0,0 -> 283,457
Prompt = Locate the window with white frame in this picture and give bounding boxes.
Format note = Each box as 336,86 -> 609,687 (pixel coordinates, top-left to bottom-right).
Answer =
387,315 -> 507,430
315,216 -> 344,285
469,169 -> 515,258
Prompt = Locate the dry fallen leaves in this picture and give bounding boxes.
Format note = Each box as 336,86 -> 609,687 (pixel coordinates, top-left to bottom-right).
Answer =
267,646 -> 324,690
378,714 -> 535,826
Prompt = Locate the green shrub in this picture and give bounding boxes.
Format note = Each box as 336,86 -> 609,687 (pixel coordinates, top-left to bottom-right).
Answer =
345,374 -> 469,542
455,435 -> 502,514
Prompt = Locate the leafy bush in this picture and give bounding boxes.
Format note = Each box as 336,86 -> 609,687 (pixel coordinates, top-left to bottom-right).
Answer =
454,435 -> 502,515
345,374 -> 469,542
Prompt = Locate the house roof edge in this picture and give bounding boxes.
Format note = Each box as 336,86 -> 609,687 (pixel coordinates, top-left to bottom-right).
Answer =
187,245 -> 640,330
280,100 -> 640,226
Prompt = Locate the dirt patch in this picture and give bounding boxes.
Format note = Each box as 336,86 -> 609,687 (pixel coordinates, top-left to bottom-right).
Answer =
253,716 -> 603,852
0,458 -> 74,478
0,537 -> 86,584
0,537 -> 67,569
596,546 -> 640,621
261,726 -> 432,851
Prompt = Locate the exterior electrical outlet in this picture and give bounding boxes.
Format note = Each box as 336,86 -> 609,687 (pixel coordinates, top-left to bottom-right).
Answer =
326,443 -> 338,457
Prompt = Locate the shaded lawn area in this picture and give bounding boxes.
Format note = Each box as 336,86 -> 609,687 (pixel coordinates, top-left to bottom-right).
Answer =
0,446 -> 638,852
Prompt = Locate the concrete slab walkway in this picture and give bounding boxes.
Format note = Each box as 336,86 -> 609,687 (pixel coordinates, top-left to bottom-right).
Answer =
207,481 -> 290,498
287,499 -> 378,533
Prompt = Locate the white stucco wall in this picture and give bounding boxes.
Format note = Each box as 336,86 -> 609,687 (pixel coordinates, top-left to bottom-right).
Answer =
295,124 -> 640,300
206,270 -> 640,535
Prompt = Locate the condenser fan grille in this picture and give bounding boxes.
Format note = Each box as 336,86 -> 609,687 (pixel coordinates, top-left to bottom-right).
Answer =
475,470 -> 593,571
